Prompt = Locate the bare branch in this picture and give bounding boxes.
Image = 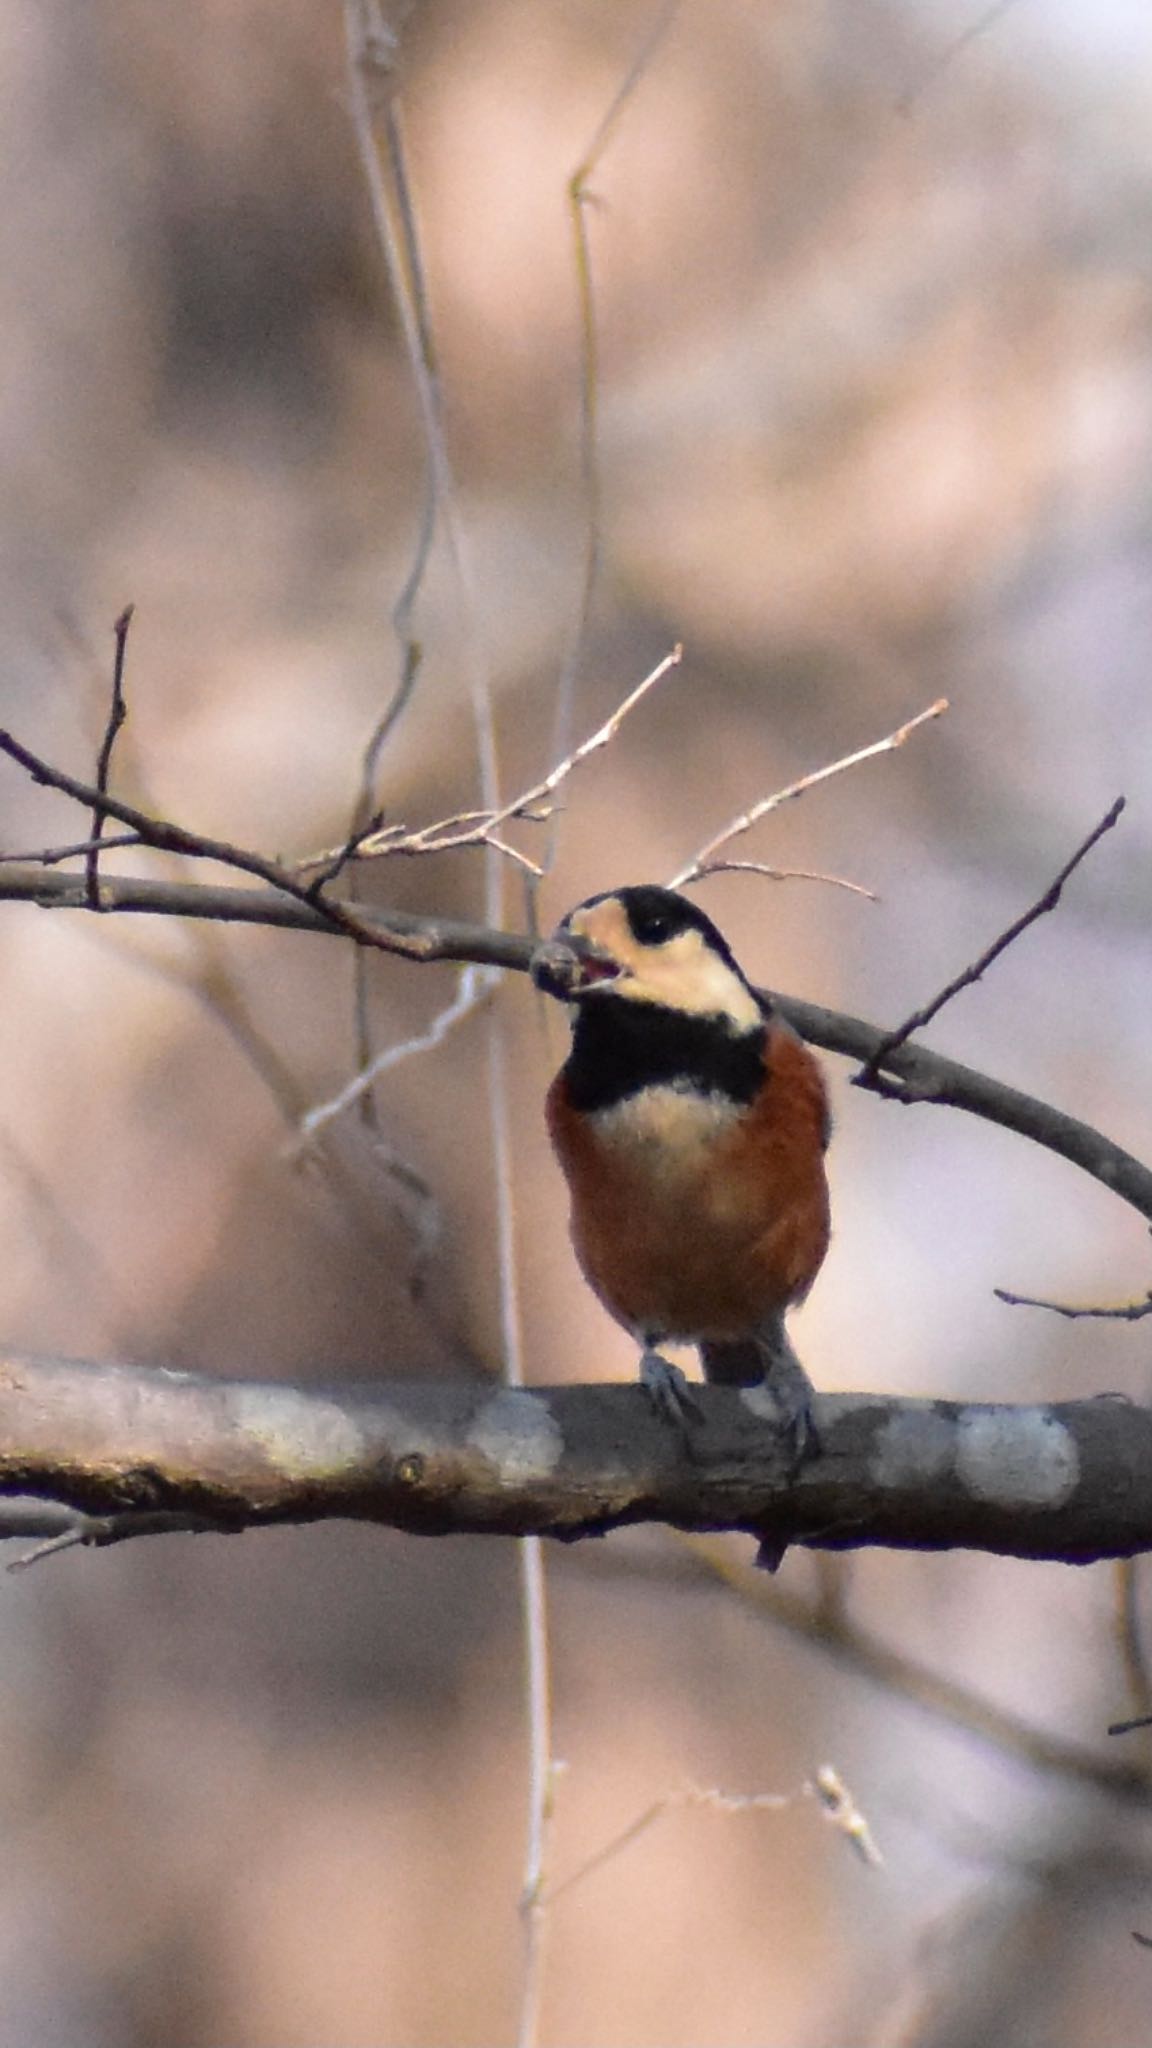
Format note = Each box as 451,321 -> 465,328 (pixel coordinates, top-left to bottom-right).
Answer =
549,0 -> 685,863
994,1287 -> 1152,1323
299,963 -> 494,1141
342,0 -> 502,928
685,859 -> 877,900
314,643 -> 683,874
0,730 -> 432,957
85,603 -> 134,909
0,863 -> 1149,1232
856,797 -> 1126,1084
681,1535 -> 1145,1801
0,1354 -> 1150,1579
668,697 -> 947,889
772,980 -> 1152,1231
0,832 -> 143,867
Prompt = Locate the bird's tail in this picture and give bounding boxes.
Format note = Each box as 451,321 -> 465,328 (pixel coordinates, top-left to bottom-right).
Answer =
698,1337 -> 764,1386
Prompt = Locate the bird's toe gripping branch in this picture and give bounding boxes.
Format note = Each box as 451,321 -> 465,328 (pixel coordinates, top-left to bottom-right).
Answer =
758,1340 -> 822,1474
638,1349 -> 707,1429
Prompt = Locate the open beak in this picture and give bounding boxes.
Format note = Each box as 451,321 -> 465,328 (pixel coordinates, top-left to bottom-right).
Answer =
530,933 -> 624,1003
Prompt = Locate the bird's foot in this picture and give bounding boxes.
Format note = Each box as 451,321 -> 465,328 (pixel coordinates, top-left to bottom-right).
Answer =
639,1350 -> 706,1429
748,1329 -> 822,1571
766,1376 -> 820,1474
753,1330 -> 821,1477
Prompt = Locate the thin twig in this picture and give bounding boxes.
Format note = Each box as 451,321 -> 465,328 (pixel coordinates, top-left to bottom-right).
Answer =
680,1536 -> 1150,1802
299,964 -> 494,1141
897,0 -> 1023,114
339,0 -> 433,1108
325,643 -> 683,873
544,0 -> 684,882
0,861 -> 1150,1232
994,1287 -> 1152,1323
0,832 -> 143,867
486,994 -> 557,2048
343,648 -> 426,1127
540,1765 -> 880,1910
342,0 -> 501,891
856,797 -> 1126,1086
315,644 -> 426,898
9,1508 -> 226,1569
490,645 -> 680,832
85,604 -> 134,909
667,697 -> 947,888
1116,1559 -> 1152,1739
541,1781 -> 792,1907
0,728 -> 428,957
344,29 -> 551,2045
686,858 -> 877,900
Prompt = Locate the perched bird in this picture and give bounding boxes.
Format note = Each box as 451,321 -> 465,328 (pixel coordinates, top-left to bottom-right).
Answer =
533,885 -> 830,1462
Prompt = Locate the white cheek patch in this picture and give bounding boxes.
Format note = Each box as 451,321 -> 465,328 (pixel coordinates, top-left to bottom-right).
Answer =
613,951 -> 763,1031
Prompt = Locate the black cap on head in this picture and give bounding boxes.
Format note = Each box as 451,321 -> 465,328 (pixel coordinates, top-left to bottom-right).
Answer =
571,885 -> 748,977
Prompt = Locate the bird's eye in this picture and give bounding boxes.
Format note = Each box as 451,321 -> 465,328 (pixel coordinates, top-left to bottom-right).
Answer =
635,911 -> 673,945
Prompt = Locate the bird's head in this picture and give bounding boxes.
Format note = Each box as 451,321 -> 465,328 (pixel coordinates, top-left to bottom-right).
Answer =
531,885 -> 763,1032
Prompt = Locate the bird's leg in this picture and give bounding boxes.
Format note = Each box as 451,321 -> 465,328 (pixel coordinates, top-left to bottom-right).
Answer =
739,1317 -> 821,1572
638,1342 -> 706,1428
753,1315 -> 821,1472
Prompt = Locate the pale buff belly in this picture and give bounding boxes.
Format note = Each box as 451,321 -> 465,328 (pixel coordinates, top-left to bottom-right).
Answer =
572,1087 -> 782,1341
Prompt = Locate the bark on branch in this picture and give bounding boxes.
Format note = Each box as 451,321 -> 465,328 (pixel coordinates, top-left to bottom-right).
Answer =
0,1351 -> 1147,1566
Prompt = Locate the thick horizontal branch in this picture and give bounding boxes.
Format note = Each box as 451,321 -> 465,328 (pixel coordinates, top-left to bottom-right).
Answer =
0,1352 -> 1148,1566
0,864 -> 1149,1227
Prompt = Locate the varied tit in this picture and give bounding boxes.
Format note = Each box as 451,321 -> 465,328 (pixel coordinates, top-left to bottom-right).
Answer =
533,885 -> 830,1463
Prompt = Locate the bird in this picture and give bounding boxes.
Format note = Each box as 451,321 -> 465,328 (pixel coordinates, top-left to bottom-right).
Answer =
532,884 -> 831,1466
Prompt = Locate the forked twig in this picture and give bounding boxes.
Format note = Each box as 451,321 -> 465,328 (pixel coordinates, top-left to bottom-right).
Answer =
0,728 -> 431,958
540,1764 -> 879,1909
668,697 -> 947,889
85,604 -> 134,908
301,644 -> 683,879
299,963 -> 494,1140
687,858 -> 877,900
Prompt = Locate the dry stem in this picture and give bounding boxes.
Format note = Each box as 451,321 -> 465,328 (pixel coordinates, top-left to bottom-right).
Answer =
668,697 -> 947,888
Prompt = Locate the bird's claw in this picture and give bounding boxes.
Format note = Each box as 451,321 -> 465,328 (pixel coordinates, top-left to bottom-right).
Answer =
754,1337 -> 821,1477
639,1351 -> 706,1429
771,1384 -> 820,1476
750,1339 -> 821,1570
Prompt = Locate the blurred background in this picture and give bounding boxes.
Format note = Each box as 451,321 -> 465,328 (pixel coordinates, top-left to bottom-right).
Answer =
0,0 -> 1151,2040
